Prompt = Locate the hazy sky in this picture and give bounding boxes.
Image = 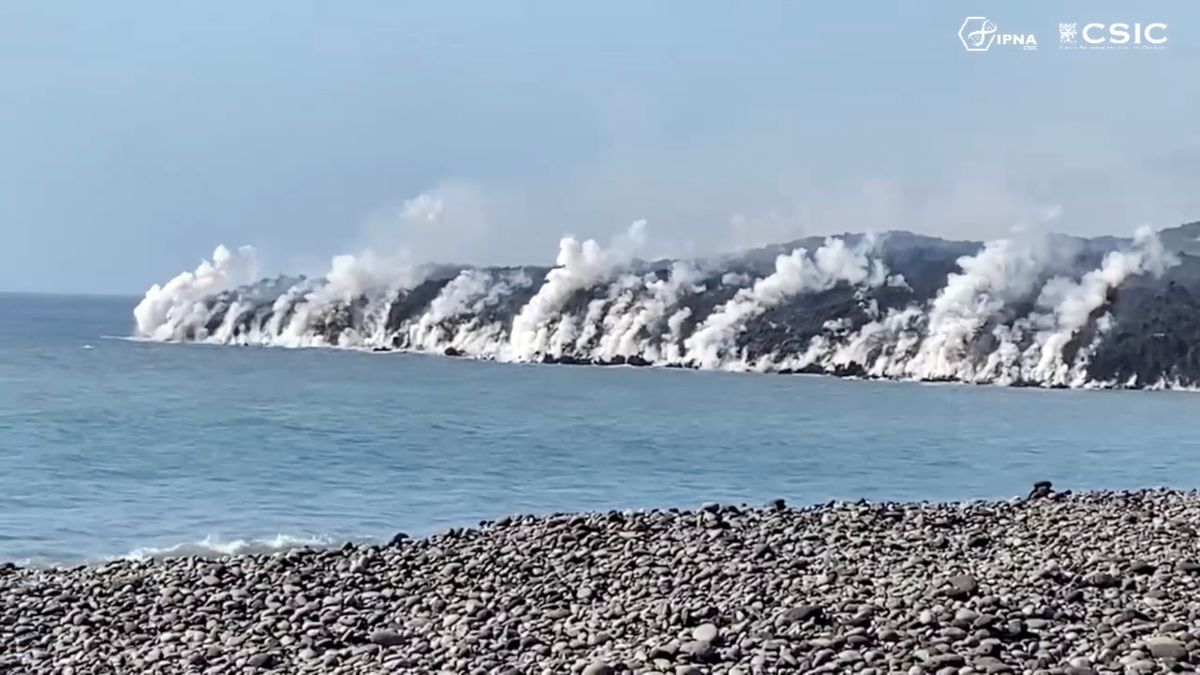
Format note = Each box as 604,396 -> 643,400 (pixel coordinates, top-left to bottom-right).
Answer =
3,1 -> 1199,294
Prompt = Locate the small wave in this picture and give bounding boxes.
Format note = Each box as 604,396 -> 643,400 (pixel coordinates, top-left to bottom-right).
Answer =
117,534 -> 338,561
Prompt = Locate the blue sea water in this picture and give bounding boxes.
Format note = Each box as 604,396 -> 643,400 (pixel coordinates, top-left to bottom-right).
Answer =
1,292 -> 1197,565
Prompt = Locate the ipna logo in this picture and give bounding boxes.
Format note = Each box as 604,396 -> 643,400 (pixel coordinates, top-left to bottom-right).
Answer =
959,17 -> 998,51
959,17 -> 1038,52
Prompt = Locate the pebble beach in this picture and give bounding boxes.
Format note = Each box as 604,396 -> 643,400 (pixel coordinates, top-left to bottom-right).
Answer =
4,487 -> 1200,674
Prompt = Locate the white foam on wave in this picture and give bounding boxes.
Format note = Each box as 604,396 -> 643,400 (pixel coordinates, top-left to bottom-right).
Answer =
118,534 -> 337,561
4,534 -> 375,569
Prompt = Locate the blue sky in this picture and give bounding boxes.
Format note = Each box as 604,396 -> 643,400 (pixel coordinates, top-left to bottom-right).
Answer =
2,1 -> 1198,294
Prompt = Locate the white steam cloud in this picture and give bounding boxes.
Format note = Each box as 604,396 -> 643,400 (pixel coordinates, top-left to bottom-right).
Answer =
506,220 -> 648,360
132,202 -> 1183,391
133,245 -> 259,341
682,236 -> 892,369
902,237 -> 1054,381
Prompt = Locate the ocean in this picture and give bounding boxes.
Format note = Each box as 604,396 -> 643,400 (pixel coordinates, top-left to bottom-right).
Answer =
2,291 -> 1197,566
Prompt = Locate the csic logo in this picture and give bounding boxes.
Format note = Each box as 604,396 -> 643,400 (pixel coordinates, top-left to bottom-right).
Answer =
959,17 -> 1038,52
1059,21 -> 1168,50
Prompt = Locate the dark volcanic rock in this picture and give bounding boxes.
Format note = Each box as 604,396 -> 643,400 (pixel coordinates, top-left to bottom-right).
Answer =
142,222 -> 1200,390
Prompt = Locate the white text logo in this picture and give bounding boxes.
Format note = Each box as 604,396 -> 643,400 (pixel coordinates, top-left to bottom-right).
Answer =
1061,22 -> 1168,50
959,17 -> 1038,52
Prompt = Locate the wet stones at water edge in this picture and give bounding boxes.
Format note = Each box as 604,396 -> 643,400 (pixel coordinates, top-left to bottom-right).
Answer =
7,490 -> 1200,673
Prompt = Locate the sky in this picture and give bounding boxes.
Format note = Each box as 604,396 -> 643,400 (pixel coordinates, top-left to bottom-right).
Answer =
2,1 -> 1199,294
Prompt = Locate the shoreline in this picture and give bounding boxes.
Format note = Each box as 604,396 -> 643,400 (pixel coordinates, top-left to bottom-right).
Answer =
6,487 -> 1200,673
5,485 -> 1177,571
125,336 -> 1200,393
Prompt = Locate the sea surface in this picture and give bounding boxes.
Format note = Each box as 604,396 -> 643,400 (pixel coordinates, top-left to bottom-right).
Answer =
1,292 -> 1197,565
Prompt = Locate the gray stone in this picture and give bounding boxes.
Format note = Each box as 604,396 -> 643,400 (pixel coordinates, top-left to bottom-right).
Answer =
944,574 -> 978,598
368,629 -> 405,647
691,623 -> 718,644
581,663 -> 613,675
1144,636 -> 1188,660
246,653 -> 276,669
779,605 -> 823,624
680,640 -> 714,661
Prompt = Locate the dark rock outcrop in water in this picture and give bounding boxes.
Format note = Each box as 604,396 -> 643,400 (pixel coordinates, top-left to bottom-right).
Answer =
133,221 -> 1200,389
7,490 -> 1200,673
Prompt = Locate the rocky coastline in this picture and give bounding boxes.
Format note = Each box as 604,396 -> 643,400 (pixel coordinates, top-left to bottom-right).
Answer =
139,222 -> 1200,391
5,487 -> 1200,674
